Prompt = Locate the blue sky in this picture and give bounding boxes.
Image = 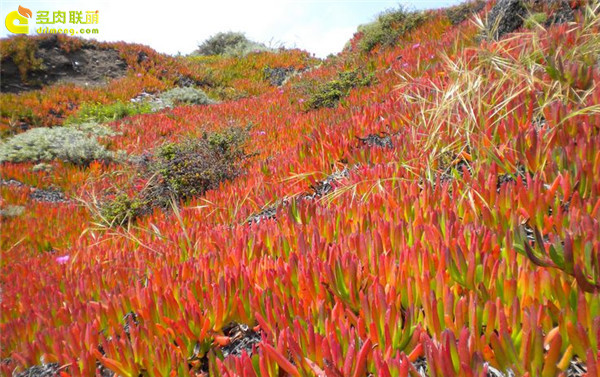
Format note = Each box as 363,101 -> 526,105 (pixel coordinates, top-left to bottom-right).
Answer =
1,0 -> 466,57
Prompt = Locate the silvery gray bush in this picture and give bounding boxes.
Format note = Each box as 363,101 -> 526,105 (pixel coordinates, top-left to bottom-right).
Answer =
159,87 -> 215,106
0,127 -> 113,165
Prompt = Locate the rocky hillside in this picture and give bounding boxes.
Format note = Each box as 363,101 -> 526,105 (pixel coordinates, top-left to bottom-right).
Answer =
1,0 -> 598,376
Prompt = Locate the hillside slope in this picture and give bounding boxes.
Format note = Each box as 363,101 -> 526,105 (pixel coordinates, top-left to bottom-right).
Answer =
1,1 -> 599,376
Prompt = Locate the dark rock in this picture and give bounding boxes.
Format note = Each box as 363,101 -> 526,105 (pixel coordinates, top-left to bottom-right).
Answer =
413,356 -> 428,376
175,75 -> 195,87
263,67 -> 295,86
247,203 -> 279,224
566,356 -> 587,377
486,365 -> 516,377
487,0 -> 528,40
248,167 -> 350,224
175,73 -> 214,88
304,168 -> 349,199
97,365 -> 115,377
220,322 -> 261,358
545,0 -> 575,26
130,91 -> 168,111
122,311 -> 139,337
1,179 -> 25,187
15,363 -> 60,377
446,0 -> 487,25
29,188 -> 68,203
137,51 -> 148,64
357,133 -> 393,149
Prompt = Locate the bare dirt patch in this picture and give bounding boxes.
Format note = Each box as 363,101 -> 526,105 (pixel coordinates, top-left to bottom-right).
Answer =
1,37 -> 127,93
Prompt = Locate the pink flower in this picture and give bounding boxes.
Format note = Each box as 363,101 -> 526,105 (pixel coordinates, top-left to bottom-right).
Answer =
412,43 -> 421,49
56,255 -> 69,264
136,73 -> 142,77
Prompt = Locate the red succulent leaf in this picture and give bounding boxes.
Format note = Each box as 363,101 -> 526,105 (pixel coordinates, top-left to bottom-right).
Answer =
573,264 -> 600,293
352,338 -> 372,377
262,343 -> 300,377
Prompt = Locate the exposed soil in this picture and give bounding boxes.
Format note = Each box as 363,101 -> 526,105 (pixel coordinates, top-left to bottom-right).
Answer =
437,158 -> 471,185
1,37 -> 127,93
496,165 -> 527,191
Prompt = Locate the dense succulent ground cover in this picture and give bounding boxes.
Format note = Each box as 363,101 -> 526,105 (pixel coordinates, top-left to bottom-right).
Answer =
1,1 -> 599,376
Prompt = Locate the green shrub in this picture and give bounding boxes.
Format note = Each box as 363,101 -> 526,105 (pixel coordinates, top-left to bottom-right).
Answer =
150,132 -> 244,203
0,127 -> 112,165
99,127 -> 248,225
524,12 -> 548,29
304,69 -> 374,110
100,193 -> 148,226
159,87 -> 215,106
194,32 -> 272,57
66,100 -> 152,124
357,6 -> 428,53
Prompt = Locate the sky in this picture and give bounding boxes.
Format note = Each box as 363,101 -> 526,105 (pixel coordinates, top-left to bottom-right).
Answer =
1,0 -> 466,58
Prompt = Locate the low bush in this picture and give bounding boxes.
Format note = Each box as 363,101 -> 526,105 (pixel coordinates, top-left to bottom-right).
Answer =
304,69 -> 374,110
194,32 -> 272,57
159,87 -> 215,106
524,12 -> 549,29
0,127 -> 113,165
66,100 -> 152,124
99,127 -> 248,225
357,6 -> 428,53
100,193 -> 148,227
0,35 -> 43,81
